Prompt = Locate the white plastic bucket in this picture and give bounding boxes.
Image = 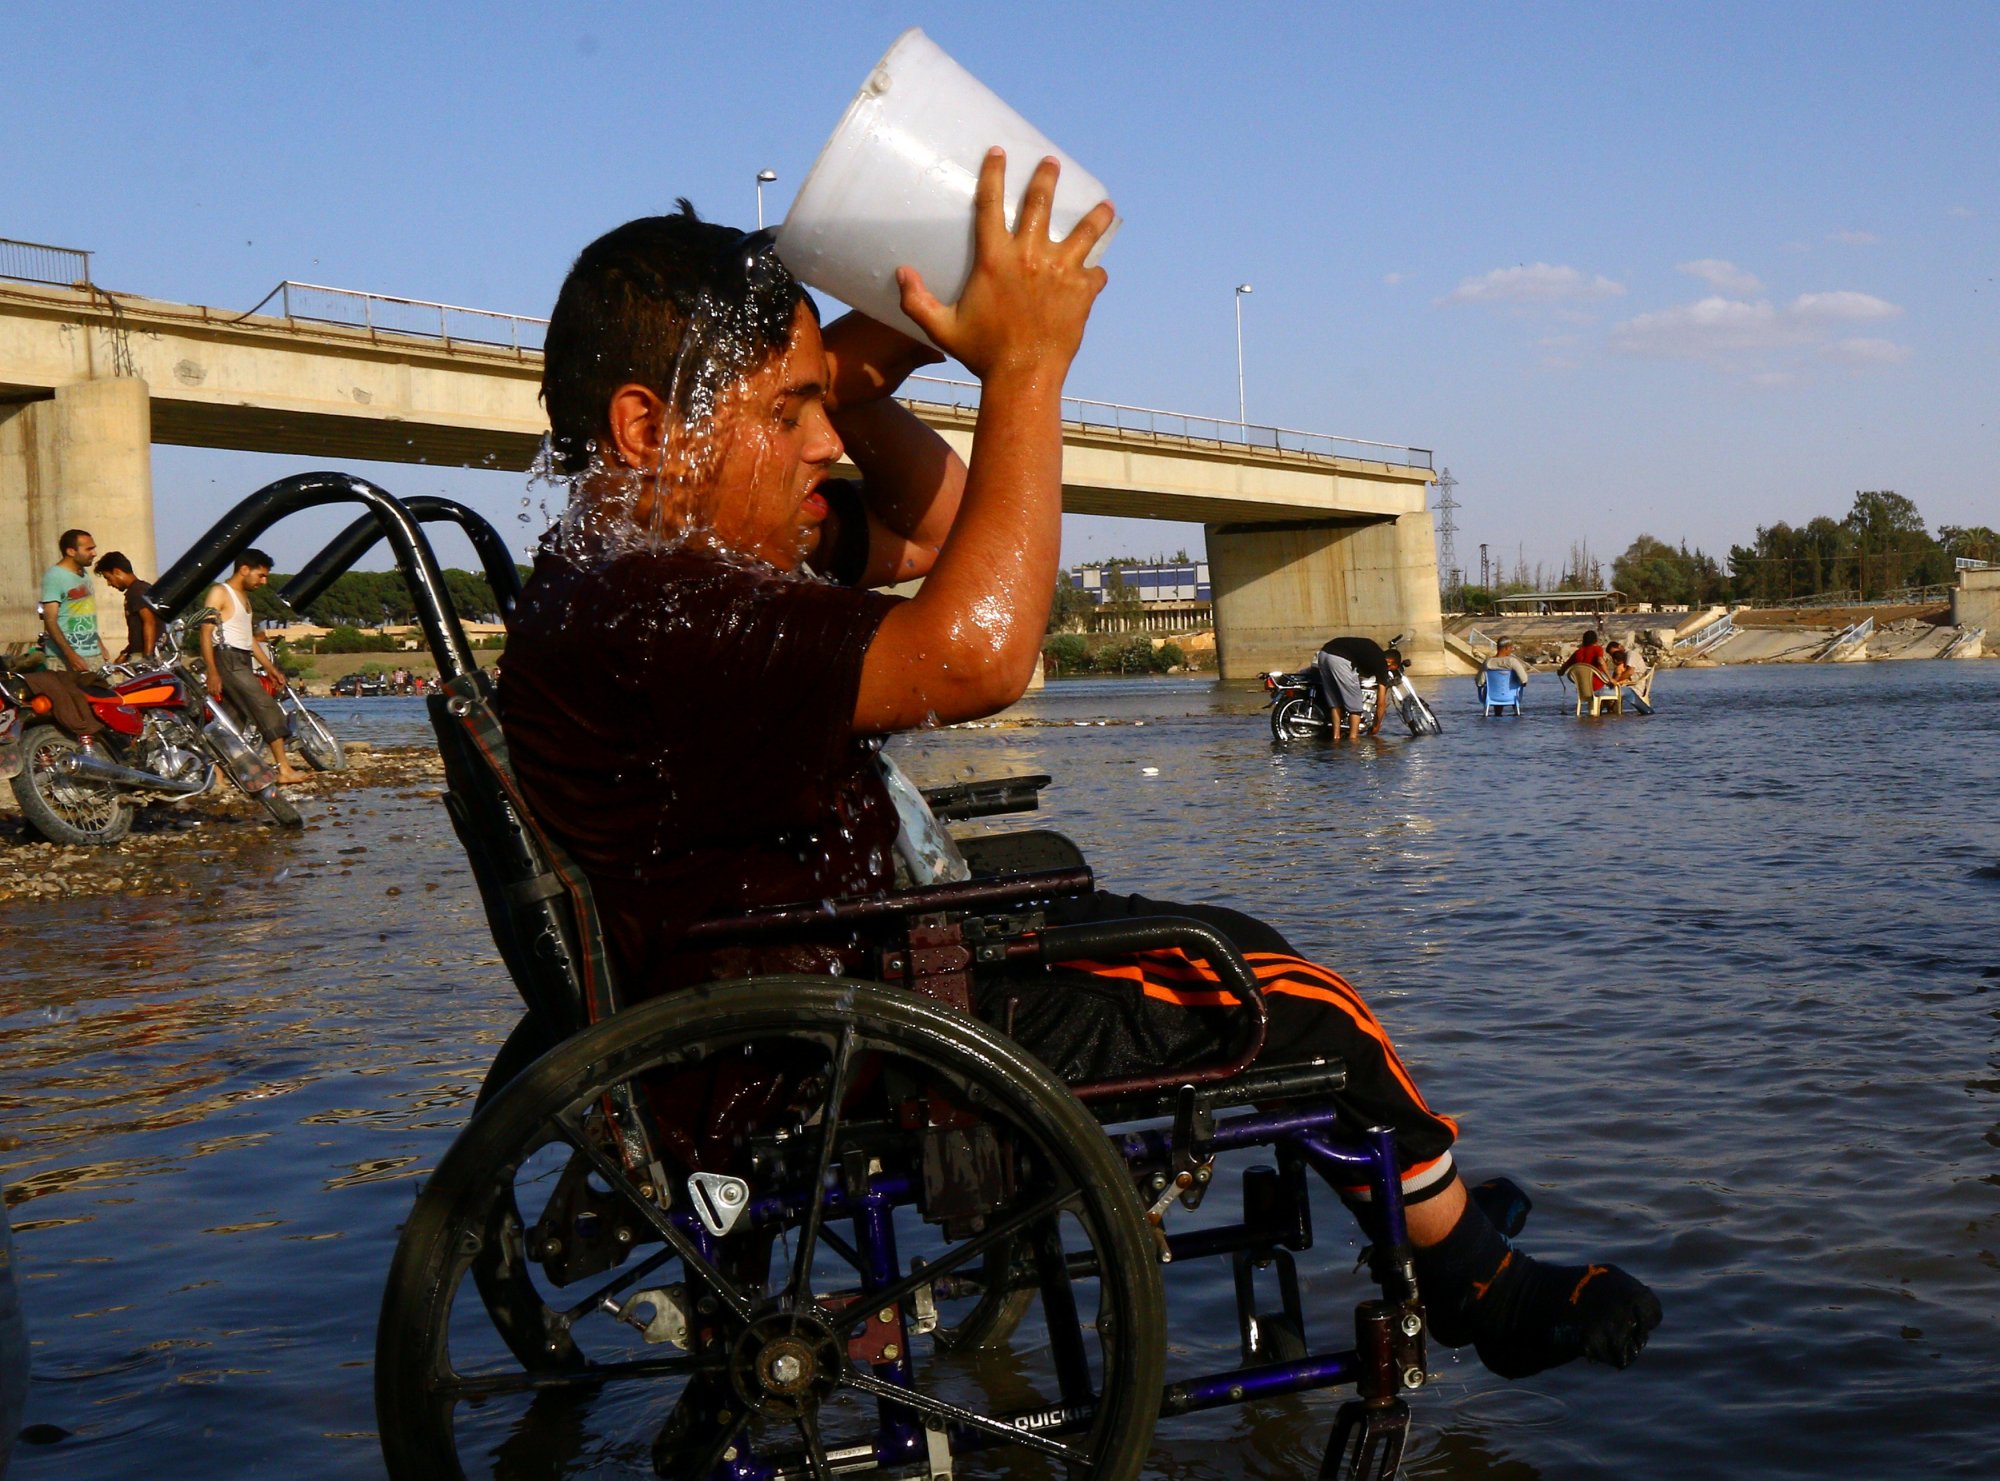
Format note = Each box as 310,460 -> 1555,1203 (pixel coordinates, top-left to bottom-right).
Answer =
775,28 -> 1119,347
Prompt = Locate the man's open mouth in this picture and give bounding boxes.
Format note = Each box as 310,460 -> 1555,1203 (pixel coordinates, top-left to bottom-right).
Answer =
801,488 -> 829,519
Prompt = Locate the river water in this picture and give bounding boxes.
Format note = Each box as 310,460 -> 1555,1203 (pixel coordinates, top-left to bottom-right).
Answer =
2,661 -> 1996,1479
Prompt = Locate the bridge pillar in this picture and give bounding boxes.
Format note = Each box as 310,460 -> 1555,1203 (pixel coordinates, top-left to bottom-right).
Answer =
0,379 -> 156,646
1206,512 -> 1449,680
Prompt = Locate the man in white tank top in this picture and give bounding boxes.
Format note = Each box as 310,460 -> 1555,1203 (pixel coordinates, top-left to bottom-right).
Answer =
198,549 -> 308,785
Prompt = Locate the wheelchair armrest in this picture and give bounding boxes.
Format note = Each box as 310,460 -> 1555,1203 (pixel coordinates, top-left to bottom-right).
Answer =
679,864 -> 1095,944
1030,915 -> 1270,1102
957,829 -> 1087,879
920,773 -> 1052,821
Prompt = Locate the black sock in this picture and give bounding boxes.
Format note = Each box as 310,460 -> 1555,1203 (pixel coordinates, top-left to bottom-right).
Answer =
1412,1197 -> 1662,1379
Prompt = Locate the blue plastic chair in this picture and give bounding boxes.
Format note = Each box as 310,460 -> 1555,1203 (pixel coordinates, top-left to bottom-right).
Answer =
1480,665 -> 1524,715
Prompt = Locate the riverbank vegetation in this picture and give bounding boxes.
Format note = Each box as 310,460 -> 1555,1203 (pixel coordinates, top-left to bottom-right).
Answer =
1043,633 -> 1190,676
1458,491 -> 1996,611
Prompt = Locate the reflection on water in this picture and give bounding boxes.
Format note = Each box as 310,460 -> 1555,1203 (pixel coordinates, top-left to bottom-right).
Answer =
2,662 -> 1997,1478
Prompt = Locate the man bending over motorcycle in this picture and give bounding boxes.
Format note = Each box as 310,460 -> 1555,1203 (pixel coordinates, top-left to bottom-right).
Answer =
498,154 -> 1660,1384
1317,634 -> 1401,741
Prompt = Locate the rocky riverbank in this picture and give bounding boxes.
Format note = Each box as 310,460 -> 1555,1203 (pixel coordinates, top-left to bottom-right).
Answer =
0,744 -> 445,903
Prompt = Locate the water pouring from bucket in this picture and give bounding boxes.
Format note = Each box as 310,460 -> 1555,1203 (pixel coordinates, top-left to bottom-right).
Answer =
775,28 -> 1120,346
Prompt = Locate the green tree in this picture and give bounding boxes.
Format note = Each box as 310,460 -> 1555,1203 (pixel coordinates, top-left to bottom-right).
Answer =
1939,525 -> 2000,566
1047,574 -> 1092,633
1841,489 -> 1942,596
1043,633 -> 1090,674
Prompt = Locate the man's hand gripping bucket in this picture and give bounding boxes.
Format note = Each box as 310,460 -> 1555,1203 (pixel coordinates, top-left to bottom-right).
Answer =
774,27 -> 1121,346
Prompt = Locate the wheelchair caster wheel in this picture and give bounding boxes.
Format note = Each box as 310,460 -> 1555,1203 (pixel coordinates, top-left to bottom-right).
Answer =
1321,1396 -> 1410,1481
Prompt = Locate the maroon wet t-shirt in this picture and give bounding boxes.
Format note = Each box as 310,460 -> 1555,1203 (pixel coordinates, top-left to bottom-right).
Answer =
498,535 -> 903,997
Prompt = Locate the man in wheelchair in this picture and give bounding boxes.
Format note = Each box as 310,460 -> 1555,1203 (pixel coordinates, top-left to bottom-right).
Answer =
491,154 -> 1657,1453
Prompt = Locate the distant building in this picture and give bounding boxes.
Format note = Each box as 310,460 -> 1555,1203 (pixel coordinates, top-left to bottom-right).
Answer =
1068,561 -> 1212,604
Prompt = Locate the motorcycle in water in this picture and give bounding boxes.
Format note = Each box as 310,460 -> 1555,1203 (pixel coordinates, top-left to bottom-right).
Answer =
1,613 -> 304,846
1264,636 -> 1444,742
260,671 -> 347,772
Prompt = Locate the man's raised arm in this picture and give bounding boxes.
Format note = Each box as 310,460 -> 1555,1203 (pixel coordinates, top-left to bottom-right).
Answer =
853,151 -> 1112,734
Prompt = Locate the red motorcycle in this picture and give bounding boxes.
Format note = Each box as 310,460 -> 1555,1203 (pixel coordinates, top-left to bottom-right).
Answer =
1,614 -> 301,845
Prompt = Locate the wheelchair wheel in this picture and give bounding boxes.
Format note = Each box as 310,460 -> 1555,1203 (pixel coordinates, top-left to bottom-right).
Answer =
377,978 -> 1165,1480
473,1011 -> 561,1113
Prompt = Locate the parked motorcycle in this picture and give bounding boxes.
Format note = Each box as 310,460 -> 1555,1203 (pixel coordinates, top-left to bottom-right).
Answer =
261,671 -> 347,772
1264,636 -> 1444,741
1,613 -> 303,845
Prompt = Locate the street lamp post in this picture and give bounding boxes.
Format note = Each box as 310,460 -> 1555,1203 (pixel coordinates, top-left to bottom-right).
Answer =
755,169 -> 778,229
1233,283 -> 1253,434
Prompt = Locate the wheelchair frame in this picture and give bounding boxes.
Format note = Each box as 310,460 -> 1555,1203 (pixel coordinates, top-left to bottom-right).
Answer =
159,475 -> 1434,1481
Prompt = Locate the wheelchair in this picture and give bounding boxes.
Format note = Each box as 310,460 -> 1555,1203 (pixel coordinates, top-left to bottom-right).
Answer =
156,475 -> 1439,1481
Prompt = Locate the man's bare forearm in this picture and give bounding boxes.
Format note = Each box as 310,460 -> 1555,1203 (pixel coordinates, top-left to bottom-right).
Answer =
831,399 -> 966,576
905,371 -> 1061,671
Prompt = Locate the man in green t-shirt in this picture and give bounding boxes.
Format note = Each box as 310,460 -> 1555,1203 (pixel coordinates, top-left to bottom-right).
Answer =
39,528 -> 103,672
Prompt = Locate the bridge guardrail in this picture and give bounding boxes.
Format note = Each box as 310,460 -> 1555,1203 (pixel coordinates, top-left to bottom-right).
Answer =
903,375 -> 1434,470
242,281 -> 548,353
0,237 -> 92,290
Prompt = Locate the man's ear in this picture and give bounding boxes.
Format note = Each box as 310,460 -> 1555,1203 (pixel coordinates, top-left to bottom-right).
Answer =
605,383 -> 669,468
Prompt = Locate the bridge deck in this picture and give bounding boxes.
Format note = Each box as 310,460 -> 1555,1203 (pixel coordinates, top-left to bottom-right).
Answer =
0,279 -> 1432,525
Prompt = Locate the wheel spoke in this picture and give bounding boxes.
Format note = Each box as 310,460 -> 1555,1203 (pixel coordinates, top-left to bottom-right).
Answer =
439,1351 -> 709,1400
815,1225 -> 871,1279
555,1245 -> 677,1326
786,1024 -> 857,1313
676,1399 -> 751,1480
549,1109 -> 757,1324
825,1184 -> 1075,1334
797,1408 -> 835,1481
842,1369 -> 1087,1465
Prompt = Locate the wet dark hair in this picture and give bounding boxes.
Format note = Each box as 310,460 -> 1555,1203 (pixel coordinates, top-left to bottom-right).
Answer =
94,551 -> 133,576
237,548 -> 274,571
1582,630 -> 1598,645
541,202 -> 812,475
59,528 -> 90,555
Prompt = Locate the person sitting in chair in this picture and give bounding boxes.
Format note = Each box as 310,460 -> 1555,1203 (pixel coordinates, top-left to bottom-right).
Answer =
1558,629 -> 1611,692
498,157 -> 1660,1384
1479,636 -> 1531,703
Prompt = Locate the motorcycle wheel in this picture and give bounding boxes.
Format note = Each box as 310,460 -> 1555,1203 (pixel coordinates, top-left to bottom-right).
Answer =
254,785 -> 304,829
10,726 -> 134,846
1270,695 -> 1326,742
1400,693 -> 1444,736
290,705 -> 347,772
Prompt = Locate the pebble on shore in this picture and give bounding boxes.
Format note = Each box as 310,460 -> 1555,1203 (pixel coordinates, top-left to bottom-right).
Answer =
0,744 -> 446,904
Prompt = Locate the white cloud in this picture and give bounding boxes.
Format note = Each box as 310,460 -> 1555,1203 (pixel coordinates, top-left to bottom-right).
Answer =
1823,337 -> 1912,365
1677,258 -> 1764,295
1790,290 -> 1901,322
1610,297 -> 1796,359
1442,262 -> 1625,306
1827,229 -> 1880,246
1610,289 -> 1905,368
1382,271 -> 1405,286
1949,205 -> 1974,219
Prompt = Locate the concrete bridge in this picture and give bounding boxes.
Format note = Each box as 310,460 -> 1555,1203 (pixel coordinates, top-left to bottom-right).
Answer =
0,275 -> 1446,676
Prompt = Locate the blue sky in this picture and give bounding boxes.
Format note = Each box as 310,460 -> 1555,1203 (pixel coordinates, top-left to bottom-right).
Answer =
4,1 -> 1994,576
